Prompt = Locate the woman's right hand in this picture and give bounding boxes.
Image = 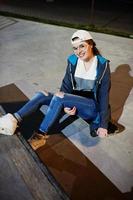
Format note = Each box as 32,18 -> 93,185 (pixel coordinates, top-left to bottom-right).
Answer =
97,128 -> 108,138
64,106 -> 76,115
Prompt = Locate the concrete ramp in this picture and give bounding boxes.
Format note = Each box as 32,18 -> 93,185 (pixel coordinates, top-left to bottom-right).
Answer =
0,83 -> 128,200
0,84 -> 69,200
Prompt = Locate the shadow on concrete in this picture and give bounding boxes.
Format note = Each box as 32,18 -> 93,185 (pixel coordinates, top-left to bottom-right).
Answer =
37,134 -> 124,200
123,187 -> 133,200
110,64 -> 133,121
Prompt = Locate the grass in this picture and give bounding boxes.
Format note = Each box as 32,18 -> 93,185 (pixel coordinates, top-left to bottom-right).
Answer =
0,11 -> 132,39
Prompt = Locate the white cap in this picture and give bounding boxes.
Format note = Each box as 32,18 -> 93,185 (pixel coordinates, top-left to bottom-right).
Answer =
71,30 -> 93,44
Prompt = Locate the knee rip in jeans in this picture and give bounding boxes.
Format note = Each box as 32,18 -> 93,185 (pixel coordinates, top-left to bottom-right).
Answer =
54,91 -> 64,98
39,90 -> 49,96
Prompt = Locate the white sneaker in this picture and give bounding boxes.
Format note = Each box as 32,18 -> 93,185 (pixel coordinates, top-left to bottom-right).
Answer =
0,113 -> 18,135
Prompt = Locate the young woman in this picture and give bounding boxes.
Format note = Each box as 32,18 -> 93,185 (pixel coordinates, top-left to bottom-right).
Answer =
0,30 -> 117,150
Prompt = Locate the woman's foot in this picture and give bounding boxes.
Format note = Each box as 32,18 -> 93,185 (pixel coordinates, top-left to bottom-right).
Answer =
28,132 -> 49,150
0,113 -> 18,135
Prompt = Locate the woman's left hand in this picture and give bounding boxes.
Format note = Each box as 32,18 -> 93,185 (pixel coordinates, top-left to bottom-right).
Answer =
64,106 -> 76,115
97,128 -> 108,138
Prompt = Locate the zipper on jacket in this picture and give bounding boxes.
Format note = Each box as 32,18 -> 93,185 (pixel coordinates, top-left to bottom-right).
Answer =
69,64 -> 75,90
93,61 -> 108,100
98,61 -> 108,84
69,60 -> 108,92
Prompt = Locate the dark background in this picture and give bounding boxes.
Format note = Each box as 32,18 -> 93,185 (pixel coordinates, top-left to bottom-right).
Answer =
0,0 -> 133,36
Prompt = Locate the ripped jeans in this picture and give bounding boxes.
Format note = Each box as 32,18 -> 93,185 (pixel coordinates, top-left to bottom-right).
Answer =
14,91 -> 98,133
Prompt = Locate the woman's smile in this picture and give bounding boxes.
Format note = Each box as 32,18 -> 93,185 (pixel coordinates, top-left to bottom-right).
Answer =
73,41 -> 93,61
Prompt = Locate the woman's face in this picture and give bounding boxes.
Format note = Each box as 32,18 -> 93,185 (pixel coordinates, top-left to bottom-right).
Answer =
72,41 -> 93,61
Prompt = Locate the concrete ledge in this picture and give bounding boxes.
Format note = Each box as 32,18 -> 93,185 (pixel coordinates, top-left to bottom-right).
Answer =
0,84 -> 69,200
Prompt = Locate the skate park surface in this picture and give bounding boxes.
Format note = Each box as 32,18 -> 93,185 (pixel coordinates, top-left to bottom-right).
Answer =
0,14 -> 133,199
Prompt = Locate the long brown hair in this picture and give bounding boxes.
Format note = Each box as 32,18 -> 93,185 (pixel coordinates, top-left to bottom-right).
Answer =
86,39 -> 101,55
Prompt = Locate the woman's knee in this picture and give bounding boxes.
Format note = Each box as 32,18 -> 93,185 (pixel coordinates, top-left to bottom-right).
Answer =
34,90 -> 49,99
54,91 -> 65,98
50,92 -> 65,104
31,90 -> 51,104
39,90 -> 49,96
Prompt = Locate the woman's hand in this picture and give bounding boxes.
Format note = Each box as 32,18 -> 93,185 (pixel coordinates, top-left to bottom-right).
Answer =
97,128 -> 108,138
64,106 -> 76,115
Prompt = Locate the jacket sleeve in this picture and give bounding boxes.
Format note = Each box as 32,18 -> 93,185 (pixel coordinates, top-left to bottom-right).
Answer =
60,61 -> 73,93
98,62 -> 111,129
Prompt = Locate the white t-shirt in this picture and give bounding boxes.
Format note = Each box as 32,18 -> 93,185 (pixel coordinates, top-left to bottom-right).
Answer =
74,56 -> 97,91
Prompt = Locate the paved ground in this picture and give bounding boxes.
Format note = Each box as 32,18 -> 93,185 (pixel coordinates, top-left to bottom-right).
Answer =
0,2 -> 133,198
0,15 -> 133,197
